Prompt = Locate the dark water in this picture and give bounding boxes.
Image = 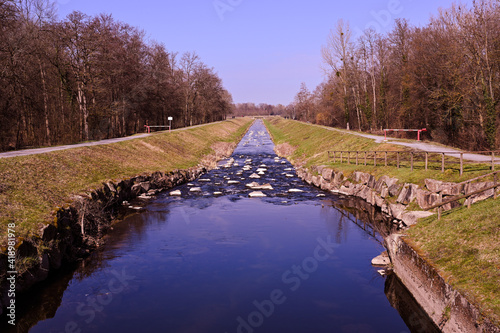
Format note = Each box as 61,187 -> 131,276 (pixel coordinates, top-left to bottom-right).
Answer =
3,120 -> 439,333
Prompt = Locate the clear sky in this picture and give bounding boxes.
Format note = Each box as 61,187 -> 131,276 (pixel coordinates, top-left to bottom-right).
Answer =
56,0 -> 472,106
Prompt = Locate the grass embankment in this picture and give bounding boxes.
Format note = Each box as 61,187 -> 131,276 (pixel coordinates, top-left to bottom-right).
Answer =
0,118 -> 253,245
265,117 -> 500,324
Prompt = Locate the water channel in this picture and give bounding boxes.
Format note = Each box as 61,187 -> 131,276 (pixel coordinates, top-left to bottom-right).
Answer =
3,120 -> 439,332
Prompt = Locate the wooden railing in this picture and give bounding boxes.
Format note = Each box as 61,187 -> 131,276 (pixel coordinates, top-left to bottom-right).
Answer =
327,150 -> 500,175
423,171 -> 499,219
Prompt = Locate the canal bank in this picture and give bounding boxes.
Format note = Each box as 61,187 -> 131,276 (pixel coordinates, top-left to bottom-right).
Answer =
0,118 -> 253,316
3,119 -> 419,332
265,117 -> 500,332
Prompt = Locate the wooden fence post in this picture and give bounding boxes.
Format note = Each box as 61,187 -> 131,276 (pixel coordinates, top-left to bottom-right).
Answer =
495,172 -> 498,200
364,151 -> 367,166
385,152 -> 387,167
425,152 -> 428,171
397,152 -> 400,169
340,152 -> 343,164
460,153 -> 463,176
356,151 -> 359,165
374,151 -> 377,167
441,153 -> 445,173
333,151 -> 336,164
493,152 -> 496,171
348,151 -> 350,165
410,152 -> 414,171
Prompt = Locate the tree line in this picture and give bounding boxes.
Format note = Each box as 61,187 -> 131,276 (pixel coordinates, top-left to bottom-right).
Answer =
0,0 -> 232,151
292,0 -> 500,151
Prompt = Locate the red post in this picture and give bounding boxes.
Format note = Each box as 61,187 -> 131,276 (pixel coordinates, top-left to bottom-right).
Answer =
144,125 -> 151,133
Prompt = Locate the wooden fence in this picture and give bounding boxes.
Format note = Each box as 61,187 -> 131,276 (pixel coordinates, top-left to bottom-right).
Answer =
424,171 -> 499,219
327,150 -> 500,176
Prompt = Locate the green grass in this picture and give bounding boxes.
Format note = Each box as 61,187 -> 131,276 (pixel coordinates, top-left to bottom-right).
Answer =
265,117 -> 500,325
407,200 -> 500,325
265,117 -> 493,186
0,118 -> 253,245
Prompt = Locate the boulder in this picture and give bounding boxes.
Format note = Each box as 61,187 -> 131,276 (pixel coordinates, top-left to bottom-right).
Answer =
353,171 -> 371,184
41,224 -> 57,242
332,171 -> 345,188
416,189 -> 440,210
397,184 -> 419,205
400,211 -> 435,227
321,168 -> 334,181
320,178 -> 332,191
389,203 -> 406,220
372,251 -> 390,266
169,190 -> 182,196
388,183 -> 401,197
312,176 -> 321,187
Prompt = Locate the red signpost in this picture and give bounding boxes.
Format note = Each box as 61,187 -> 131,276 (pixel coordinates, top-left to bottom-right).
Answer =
384,128 -> 427,141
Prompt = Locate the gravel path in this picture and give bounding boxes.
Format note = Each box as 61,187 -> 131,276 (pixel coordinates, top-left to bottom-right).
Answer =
314,124 -> 500,164
0,121 -> 225,159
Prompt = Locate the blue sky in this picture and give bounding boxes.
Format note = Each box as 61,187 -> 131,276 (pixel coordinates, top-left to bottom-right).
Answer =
56,0 -> 472,105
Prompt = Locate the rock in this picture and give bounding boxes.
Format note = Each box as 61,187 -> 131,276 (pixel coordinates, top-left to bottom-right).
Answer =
367,175 -> 376,189
317,194 -> 326,197
425,179 -> 443,193
397,184 -> 419,205
41,224 -> 57,242
416,189 -> 440,210
213,191 -> 223,195
189,187 -> 202,192
199,179 -> 211,182
321,168 -> 334,181
285,174 -> 294,178
464,182 -> 495,205
256,168 -> 267,172
249,173 -> 261,179
246,182 -> 273,190
138,194 -> 152,199
312,176 -> 320,187
332,171 -> 345,188
353,171 -> 371,184
388,183 -> 401,197
377,270 -> 387,276
288,189 -> 304,193
389,203 -> 406,220
320,178 -> 332,191
400,211 -> 435,227
227,180 -> 240,184
372,252 -> 390,266
339,185 -> 353,196
249,191 -> 267,197
170,190 -> 182,196
380,186 -> 389,198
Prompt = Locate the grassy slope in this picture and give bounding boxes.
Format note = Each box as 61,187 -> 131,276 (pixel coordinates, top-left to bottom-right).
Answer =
265,117 -> 500,324
0,118 -> 253,244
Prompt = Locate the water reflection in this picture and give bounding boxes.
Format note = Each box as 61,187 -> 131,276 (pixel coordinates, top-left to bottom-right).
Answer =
0,120 -> 435,332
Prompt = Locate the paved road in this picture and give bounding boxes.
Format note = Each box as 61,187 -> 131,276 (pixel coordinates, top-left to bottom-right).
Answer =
0,120 -> 227,159
314,124 -> 500,164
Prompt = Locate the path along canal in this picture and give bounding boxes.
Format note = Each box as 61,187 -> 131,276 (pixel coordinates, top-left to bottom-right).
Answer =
4,120 -> 438,333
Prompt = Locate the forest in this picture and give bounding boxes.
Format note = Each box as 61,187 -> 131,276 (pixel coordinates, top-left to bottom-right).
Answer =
293,0 -> 500,151
0,0 -> 232,151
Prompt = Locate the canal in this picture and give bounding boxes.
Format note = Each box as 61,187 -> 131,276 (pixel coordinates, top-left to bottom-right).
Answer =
4,120 -> 438,332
